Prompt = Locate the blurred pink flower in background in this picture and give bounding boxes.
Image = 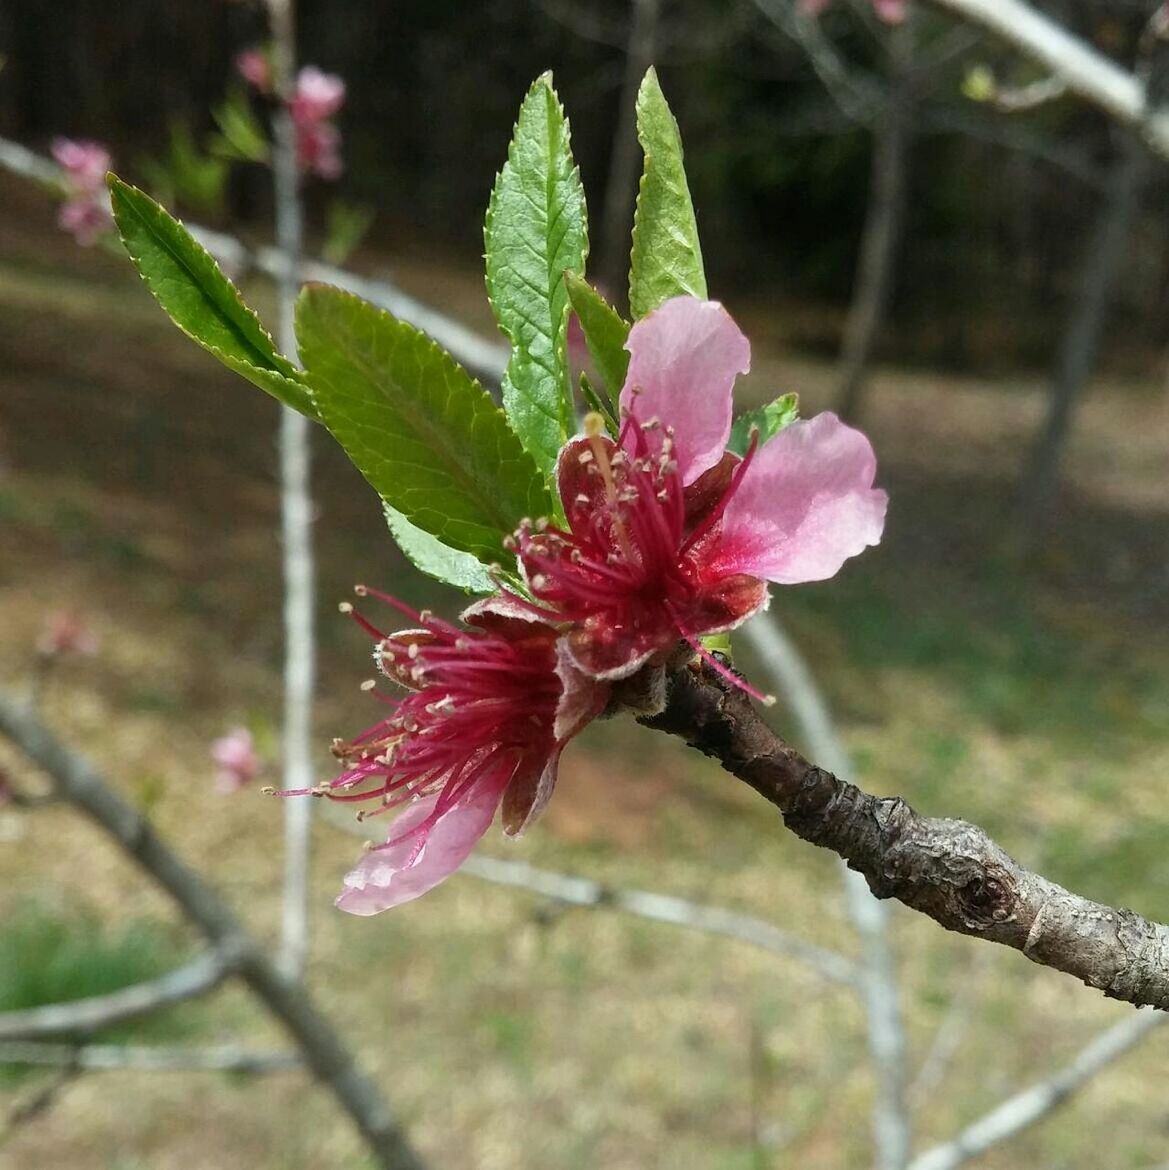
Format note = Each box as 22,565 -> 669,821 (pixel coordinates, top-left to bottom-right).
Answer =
290,66 -> 346,124
294,117 -> 344,181
210,727 -> 264,794
237,50 -> 347,180
37,611 -> 100,659
800,0 -> 907,22
872,0 -> 908,21
291,67 -> 346,179
235,48 -> 272,94
50,138 -> 113,245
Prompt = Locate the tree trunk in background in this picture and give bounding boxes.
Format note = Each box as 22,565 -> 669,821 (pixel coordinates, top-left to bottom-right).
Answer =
597,0 -> 661,304
834,20 -> 915,423
1018,134 -> 1147,539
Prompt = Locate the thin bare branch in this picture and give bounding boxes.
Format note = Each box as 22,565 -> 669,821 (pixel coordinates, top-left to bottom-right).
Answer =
990,74 -> 1068,113
0,1041 -> 300,1074
921,0 -> 1169,157
750,0 -> 887,125
319,802 -> 859,986
0,692 -> 426,1170
0,951 -> 232,1041
919,108 -> 1107,190
459,854 -> 862,987
907,1009 -> 1167,1170
1,1063 -> 81,1144
641,663 -> 1169,1011
741,617 -> 911,1170
0,134 -> 509,385
264,0 -> 316,986
909,947 -> 994,1103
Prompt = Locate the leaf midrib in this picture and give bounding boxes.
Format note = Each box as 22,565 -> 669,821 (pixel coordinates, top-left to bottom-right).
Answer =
119,186 -> 294,378
313,300 -> 537,537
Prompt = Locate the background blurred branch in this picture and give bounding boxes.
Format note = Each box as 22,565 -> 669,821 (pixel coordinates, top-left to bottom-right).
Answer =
0,691 -> 427,1170
0,1063 -> 81,1146
319,802 -> 861,985
0,950 -> 233,1041
0,135 -> 509,384
264,0 -> 316,986
751,0 -> 886,125
642,663 -> 1169,1012
0,1041 -> 300,1073
907,1007 -> 1167,1170
461,854 -> 862,986
922,0 -> 1169,156
742,615 -> 910,1170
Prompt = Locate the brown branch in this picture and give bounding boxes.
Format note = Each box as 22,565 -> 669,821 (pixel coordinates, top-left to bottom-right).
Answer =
0,692 -> 427,1170
642,663 -> 1169,1011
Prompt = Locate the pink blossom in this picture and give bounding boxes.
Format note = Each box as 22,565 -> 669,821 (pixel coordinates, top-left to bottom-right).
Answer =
236,48 -> 272,95
290,67 -> 346,180
511,296 -> 887,689
234,53 -> 346,180
50,138 -> 113,245
37,611 -> 100,658
51,138 -> 111,194
294,589 -> 606,914
57,198 -> 113,247
295,118 -> 343,180
211,727 -> 263,794
872,0 -> 907,21
802,0 -> 907,21
290,66 -> 347,124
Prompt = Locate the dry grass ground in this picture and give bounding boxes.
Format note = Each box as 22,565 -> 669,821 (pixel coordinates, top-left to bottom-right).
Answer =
0,173 -> 1167,1169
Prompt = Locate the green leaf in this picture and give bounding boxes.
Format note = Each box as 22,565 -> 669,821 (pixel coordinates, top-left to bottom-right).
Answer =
209,87 -> 271,164
108,177 -> 315,419
579,372 -> 618,434
296,285 -> 552,565
629,67 -> 707,320
384,503 -> 496,594
564,271 -> 629,404
322,199 -> 375,268
728,393 -> 800,457
485,72 -> 588,474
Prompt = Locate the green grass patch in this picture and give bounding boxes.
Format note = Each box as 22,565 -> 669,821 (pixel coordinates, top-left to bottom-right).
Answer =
0,904 -> 206,1081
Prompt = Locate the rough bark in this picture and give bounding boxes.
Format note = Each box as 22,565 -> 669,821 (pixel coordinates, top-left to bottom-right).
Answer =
643,663 -> 1169,1011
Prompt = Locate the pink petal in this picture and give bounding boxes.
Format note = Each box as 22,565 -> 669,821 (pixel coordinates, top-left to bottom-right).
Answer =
292,66 -> 347,122
235,49 -> 272,93
873,0 -> 908,23
620,297 -> 750,485
335,772 -> 509,915
51,138 -> 112,191
709,412 -> 887,585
